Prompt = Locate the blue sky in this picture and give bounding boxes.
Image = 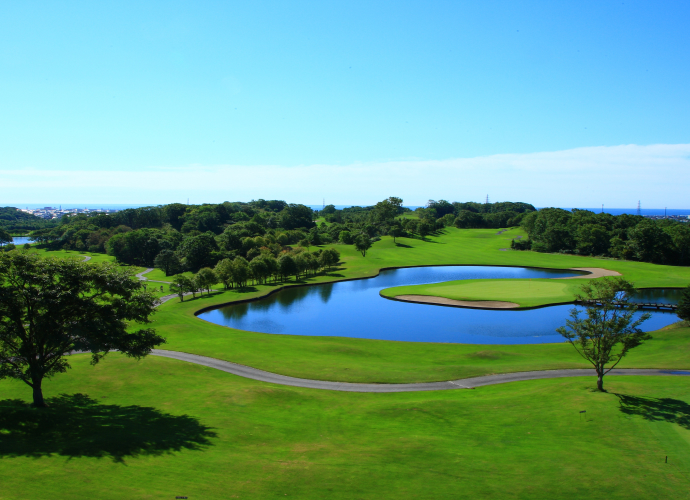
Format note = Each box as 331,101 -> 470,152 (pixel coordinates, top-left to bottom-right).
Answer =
1,1 -> 689,206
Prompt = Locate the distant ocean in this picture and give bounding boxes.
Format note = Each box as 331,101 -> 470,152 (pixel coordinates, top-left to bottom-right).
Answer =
541,208 -> 690,217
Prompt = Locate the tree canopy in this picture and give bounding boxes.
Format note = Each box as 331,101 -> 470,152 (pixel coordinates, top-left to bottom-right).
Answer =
557,277 -> 651,391
0,253 -> 164,406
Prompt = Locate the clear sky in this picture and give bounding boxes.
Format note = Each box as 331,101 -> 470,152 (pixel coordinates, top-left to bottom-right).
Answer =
1,1 -> 689,207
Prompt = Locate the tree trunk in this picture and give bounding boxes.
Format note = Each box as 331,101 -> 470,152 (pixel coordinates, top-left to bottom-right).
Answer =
32,379 -> 47,407
596,373 -> 604,392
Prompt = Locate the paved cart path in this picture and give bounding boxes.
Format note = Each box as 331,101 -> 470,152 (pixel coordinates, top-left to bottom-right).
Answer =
150,349 -> 690,392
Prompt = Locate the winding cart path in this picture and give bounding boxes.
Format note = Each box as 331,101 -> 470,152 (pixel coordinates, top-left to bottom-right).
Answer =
150,350 -> 690,392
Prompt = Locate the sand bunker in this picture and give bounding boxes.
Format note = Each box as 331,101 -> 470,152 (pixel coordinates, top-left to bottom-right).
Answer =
557,267 -> 622,279
395,295 -> 519,309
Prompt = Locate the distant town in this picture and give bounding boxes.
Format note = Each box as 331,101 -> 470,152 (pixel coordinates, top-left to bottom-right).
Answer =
19,207 -> 120,219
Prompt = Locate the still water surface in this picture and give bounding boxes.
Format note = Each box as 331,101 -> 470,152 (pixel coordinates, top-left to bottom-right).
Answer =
199,266 -> 679,345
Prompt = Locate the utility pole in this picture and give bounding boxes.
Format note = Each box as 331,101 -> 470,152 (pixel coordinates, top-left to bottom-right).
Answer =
637,200 -> 641,216
601,204 -> 604,213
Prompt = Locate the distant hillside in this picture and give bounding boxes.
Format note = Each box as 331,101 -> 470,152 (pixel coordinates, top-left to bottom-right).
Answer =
0,207 -> 59,231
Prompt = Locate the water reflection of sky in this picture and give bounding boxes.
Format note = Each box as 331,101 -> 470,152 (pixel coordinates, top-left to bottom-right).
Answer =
199,266 -> 680,345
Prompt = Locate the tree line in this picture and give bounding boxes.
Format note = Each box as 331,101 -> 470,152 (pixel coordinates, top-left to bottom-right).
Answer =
168,247 -> 341,301
515,208 -> 690,265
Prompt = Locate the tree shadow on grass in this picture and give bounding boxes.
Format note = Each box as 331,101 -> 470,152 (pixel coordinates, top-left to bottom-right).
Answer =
0,394 -> 217,463
614,393 -> 690,429
394,242 -> 413,248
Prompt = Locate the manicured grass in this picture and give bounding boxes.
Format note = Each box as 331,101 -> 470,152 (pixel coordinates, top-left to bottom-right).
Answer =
381,278 -> 583,308
26,247 -> 119,265
1,355 -> 689,499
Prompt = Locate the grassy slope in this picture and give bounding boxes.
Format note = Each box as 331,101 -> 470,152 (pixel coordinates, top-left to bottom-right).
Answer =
148,227 -> 690,383
380,278 -> 584,308
1,355 -> 689,500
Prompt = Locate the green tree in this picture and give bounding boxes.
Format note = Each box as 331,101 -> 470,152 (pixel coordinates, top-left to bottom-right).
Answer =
418,220 -> 432,240
0,253 -> 163,407
177,233 -> 219,271
249,258 -> 268,284
195,267 -> 217,295
170,274 -> 194,301
354,235 -> 372,257
338,230 -> 353,244
557,277 -> 651,392
278,254 -> 297,279
299,238 -> 311,252
677,285 -> 690,323
214,259 -> 234,289
388,226 -> 402,243
278,254 -> 298,281
154,249 -> 182,276
372,197 -> 403,223
232,257 -> 250,288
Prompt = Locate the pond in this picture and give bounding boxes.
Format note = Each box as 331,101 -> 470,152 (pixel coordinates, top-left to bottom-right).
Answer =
8,236 -> 33,246
198,266 -> 680,345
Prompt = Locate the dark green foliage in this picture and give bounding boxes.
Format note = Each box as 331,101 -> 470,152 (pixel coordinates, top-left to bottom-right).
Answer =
354,234 -> 372,257
278,254 -> 298,279
0,228 -> 11,246
278,204 -> 315,230
194,268 -> 217,295
154,249 -> 182,276
510,238 -> 531,250
678,286 -> 690,322
523,208 -> 689,265
454,211 -> 485,228
177,233 -> 219,271
0,253 -> 163,406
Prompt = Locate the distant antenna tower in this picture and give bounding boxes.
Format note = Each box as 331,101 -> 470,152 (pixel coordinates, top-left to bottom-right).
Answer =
323,198 -> 325,210
601,204 -> 604,213
485,194 -> 489,204
637,200 -> 641,216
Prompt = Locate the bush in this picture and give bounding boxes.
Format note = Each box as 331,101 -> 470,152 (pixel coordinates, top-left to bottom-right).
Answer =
510,238 -> 531,251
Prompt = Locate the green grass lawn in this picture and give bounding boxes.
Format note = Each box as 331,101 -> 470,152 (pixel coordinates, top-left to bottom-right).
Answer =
381,278 -> 583,308
5,227 -> 690,498
1,354 -> 689,499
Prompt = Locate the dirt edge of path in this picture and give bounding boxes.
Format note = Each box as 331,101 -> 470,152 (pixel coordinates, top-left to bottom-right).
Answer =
558,267 -> 622,279
395,294 -> 520,309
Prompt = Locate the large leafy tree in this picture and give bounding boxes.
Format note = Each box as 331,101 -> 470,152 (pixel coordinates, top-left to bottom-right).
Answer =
0,253 -> 164,407
557,277 -> 651,392
354,234 -> 372,257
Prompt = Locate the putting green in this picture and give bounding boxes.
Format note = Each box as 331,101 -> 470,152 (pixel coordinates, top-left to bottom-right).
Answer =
381,279 -> 582,308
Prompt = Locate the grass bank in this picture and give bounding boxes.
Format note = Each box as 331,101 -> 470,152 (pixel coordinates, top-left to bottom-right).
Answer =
1,354 -> 689,499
